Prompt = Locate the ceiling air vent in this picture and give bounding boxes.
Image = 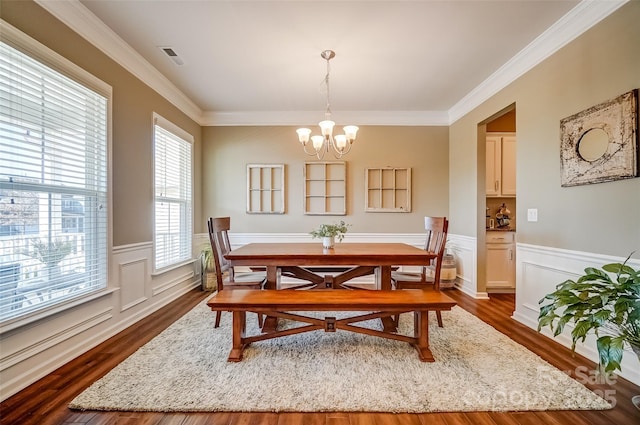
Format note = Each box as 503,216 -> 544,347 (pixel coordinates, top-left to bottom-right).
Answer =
159,47 -> 184,66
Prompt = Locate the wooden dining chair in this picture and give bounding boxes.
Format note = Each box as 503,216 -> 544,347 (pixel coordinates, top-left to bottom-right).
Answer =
207,216 -> 266,328
391,216 -> 449,327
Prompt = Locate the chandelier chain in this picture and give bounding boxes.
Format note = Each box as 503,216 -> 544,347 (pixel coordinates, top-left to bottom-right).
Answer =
324,58 -> 331,119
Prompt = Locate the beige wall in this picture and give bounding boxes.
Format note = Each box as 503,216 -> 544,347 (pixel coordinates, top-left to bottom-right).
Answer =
2,0 -> 203,247
202,126 -> 449,233
449,1 -> 640,258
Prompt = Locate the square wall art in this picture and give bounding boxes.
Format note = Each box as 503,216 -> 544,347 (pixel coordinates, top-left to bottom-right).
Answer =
560,89 -> 638,187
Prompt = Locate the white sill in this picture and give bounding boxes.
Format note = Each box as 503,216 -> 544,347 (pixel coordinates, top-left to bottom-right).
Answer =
0,287 -> 118,334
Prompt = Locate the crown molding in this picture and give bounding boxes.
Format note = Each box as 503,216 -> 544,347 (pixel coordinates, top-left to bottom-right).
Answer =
35,0 -> 204,125
201,110 -> 450,126
448,0 -> 628,124
35,0 -> 627,128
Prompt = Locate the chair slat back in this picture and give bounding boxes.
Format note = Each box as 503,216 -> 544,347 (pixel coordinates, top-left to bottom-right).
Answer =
207,217 -> 235,290
422,216 -> 449,290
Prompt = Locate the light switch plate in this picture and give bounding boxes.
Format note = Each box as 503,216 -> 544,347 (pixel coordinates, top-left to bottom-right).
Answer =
527,208 -> 538,222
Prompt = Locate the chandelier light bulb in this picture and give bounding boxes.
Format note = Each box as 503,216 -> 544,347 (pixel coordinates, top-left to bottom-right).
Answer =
343,125 -> 359,141
334,134 -> 347,150
311,135 -> 324,150
296,128 -> 311,144
319,120 -> 335,137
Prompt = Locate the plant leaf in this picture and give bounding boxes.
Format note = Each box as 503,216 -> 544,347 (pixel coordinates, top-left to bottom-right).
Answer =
598,335 -> 625,372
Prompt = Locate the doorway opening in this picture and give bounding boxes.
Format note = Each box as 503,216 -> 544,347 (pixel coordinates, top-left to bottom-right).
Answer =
478,105 -> 516,296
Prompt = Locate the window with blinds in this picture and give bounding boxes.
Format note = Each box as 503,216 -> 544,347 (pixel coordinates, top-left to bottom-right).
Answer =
153,116 -> 192,271
0,36 -> 109,322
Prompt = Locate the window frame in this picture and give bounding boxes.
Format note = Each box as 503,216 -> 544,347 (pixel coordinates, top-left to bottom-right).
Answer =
152,113 -> 193,273
0,19 -> 113,330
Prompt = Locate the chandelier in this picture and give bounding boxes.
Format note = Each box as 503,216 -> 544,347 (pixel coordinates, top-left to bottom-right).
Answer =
296,50 -> 358,160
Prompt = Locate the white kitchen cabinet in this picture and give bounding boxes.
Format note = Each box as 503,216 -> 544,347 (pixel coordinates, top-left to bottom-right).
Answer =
486,231 -> 515,290
486,133 -> 516,197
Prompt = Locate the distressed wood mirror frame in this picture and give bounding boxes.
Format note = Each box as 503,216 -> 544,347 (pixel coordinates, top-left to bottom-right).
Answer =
559,89 -> 638,187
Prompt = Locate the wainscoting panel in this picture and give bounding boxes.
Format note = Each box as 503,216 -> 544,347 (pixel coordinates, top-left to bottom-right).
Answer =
446,234 -> 485,299
0,242 -> 200,401
0,307 -> 113,372
119,258 -> 148,312
514,244 -> 640,386
152,270 -> 195,297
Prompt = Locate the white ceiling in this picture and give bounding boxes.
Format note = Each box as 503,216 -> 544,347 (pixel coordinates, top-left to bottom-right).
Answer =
39,1 -> 626,125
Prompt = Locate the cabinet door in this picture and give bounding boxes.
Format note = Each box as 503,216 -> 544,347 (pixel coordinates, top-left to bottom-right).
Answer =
501,136 -> 517,196
485,136 -> 501,196
486,243 -> 515,288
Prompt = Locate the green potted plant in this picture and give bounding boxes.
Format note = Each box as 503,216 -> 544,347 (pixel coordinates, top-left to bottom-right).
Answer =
537,254 -> 639,377
310,221 -> 351,249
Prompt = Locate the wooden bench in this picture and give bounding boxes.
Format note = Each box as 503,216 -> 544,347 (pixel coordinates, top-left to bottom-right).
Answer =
207,289 -> 456,362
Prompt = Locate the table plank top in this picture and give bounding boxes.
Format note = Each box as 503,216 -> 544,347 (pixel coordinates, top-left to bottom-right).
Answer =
225,242 -> 434,266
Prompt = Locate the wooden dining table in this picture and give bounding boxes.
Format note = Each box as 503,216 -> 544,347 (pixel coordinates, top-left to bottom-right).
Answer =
225,242 -> 435,289
224,242 -> 437,331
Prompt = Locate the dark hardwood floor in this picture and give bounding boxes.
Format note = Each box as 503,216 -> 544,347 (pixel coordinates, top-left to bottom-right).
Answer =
1,289 -> 639,425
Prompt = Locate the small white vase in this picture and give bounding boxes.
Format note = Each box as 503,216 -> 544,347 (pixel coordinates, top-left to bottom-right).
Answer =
322,236 -> 335,249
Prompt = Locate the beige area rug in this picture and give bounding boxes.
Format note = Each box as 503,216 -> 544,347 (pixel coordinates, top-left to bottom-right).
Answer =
69,299 -> 611,413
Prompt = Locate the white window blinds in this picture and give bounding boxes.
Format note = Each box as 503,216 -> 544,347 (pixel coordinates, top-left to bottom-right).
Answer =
0,38 -> 109,322
153,117 -> 192,271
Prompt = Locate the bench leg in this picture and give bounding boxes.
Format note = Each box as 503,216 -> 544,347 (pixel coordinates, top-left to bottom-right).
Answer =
413,310 -> 435,362
228,310 -> 247,362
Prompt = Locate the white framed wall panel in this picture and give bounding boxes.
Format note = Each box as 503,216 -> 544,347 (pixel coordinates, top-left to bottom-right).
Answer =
446,234 -> 486,299
0,307 -> 112,373
152,270 -> 195,296
119,258 -> 148,311
515,243 -> 640,386
1,242 -> 200,401
0,306 -> 114,402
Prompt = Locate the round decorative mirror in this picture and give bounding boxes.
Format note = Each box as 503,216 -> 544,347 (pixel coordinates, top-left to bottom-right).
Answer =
577,128 -> 609,161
